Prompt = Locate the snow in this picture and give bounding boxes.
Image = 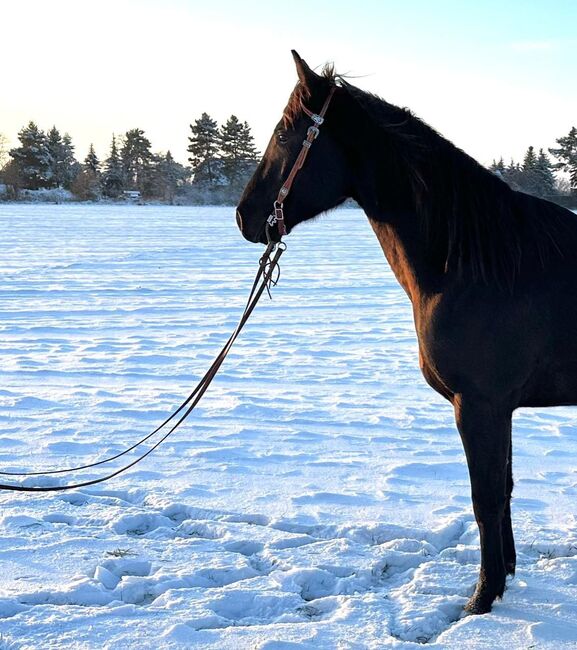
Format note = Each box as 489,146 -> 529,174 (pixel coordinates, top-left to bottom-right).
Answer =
15,188 -> 75,203
0,204 -> 576,649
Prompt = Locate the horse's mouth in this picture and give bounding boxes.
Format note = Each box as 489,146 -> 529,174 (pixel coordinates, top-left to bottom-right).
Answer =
236,208 -> 262,243
236,210 -> 284,245
239,223 -> 268,245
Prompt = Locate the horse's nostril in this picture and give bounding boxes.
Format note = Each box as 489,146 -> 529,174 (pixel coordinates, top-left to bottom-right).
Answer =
236,210 -> 243,232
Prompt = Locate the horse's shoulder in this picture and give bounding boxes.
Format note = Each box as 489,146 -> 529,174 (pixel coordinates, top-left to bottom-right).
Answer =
415,285 -> 544,398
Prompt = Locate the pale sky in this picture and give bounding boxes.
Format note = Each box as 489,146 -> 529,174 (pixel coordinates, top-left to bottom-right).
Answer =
1,0 -> 575,168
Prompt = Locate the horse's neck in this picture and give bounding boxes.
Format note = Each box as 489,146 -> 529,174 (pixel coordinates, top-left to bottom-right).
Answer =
345,135 -> 443,305
367,218 -> 417,302
361,203 -> 442,305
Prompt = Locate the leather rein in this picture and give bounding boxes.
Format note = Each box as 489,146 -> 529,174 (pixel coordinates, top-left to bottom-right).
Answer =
0,87 -> 337,492
266,85 -> 337,241
0,243 -> 284,492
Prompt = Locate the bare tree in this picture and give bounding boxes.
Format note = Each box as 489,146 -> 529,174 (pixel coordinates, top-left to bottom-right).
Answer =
0,132 -> 9,168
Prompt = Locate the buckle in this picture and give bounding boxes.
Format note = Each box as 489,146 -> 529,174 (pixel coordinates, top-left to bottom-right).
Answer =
310,114 -> 324,125
274,201 -> 284,220
307,126 -> 320,139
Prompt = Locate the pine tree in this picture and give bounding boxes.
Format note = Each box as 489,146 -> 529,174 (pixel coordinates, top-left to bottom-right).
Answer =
535,149 -> 556,198
188,113 -> 219,184
220,116 -> 259,189
46,126 -> 63,187
9,121 -> 52,189
73,143 -> 102,200
62,134 -> 79,188
102,135 -> 124,197
489,157 -> 506,175
1,160 -> 22,197
549,126 -> 577,195
507,159 -> 519,173
151,151 -> 189,203
239,121 -> 258,161
515,146 -> 539,195
502,159 -> 522,191
46,128 -> 79,188
220,115 -> 244,186
84,143 -> 100,175
522,146 -> 537,171
121,128 -> 153,193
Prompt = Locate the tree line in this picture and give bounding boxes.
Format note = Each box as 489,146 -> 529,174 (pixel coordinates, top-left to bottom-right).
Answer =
489,127 -> 576,204
0,113 -> 259,203
1,119 -> 575,205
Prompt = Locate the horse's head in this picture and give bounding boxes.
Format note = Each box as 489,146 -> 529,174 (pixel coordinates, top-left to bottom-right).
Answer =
236,51 -> 351,244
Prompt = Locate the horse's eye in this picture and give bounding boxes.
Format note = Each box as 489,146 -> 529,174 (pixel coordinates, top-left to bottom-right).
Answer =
276,130 -> 288,144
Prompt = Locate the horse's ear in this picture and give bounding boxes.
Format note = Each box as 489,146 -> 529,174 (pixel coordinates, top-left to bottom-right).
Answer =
291,50 -> 318,88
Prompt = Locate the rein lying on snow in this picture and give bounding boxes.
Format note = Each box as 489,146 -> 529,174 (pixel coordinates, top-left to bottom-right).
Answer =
0,241 -> 286,492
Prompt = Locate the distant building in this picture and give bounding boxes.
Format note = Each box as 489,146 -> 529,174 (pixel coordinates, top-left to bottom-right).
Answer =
122,190 -> 141,201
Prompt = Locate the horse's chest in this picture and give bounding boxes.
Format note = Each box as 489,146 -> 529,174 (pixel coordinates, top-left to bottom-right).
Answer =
413,292 -> 542,403
418,347 -> 455,402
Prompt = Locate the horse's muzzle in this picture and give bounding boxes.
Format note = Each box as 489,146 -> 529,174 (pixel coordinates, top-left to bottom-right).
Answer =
235,210 -> 243,232
236,208 -> 270,244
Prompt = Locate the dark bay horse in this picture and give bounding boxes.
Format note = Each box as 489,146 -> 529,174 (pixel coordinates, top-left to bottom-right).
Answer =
236,50 -> 577,614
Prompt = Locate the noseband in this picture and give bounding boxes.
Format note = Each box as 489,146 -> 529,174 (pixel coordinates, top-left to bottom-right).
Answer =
266,85 -> 337,242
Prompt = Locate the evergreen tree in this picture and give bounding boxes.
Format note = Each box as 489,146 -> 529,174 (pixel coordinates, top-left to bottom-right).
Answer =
121,128 -> 153,193
62,134 -> 80,187
549,126 -> 577,194
502,159 -> 523,190
522,146 -> 537,171
188,113 -> 219,184
46,126 -> 63,187
73,143 -> 101,200
489,157 -> 506,175
84,143 -> 100,175
102,135 -> 124,197
47,127 -> 78,188
239,121 -> 258,161
220,116 -> 259,188
1,160 -> 23,197
219,115 -> 244,186
9,121 -> 52,189
516,146 -> 540,195
535,149 -> 556,198
151,151 -> 189,203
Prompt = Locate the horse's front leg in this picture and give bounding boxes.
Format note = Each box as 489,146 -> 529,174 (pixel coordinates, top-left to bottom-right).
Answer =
502,443 -> 516,576
454,395 -> 512,614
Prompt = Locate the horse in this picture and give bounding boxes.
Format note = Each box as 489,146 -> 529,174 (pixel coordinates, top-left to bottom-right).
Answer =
236,50 -> 577,615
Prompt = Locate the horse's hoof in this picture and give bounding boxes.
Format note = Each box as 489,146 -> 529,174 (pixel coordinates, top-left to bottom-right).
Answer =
505,561 -> 516,576
464,591 -> 494,615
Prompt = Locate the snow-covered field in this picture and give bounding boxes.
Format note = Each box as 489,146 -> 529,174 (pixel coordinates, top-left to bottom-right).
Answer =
0,204 -> 576,649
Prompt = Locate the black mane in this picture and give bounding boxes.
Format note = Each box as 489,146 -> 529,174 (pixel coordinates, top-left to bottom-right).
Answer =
339,79 -> 576,288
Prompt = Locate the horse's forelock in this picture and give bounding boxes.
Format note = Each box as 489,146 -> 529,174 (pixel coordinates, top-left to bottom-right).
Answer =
282,64 -> 338,128
283,82 -> 311,128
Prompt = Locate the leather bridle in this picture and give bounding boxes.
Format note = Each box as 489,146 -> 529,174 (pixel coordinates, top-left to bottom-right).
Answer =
266,85 -> 337,242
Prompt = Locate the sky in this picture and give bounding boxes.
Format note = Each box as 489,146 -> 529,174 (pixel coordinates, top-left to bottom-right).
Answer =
1,0 -> 576,168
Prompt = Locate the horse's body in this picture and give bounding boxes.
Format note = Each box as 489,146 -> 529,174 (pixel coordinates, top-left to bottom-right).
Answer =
236,51 -> 577,614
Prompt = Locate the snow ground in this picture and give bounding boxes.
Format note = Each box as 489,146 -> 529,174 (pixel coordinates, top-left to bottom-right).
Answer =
0,204 -> 576,649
